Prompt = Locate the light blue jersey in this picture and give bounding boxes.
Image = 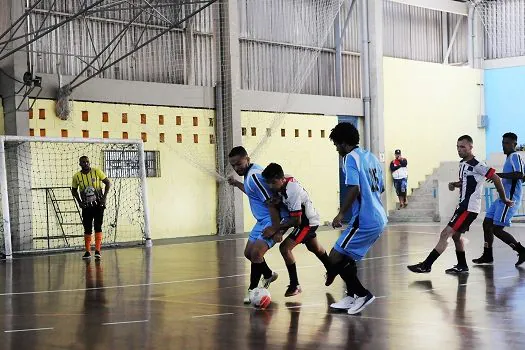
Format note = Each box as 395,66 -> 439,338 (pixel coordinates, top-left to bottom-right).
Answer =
244,164 -> 272,222
342,148 -> 388,229
503,152 -> 524,205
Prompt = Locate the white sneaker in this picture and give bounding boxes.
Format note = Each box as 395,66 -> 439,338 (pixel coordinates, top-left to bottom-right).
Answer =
260,272 -> 278,288
347,292 -> 375,315
330,295 -> 356,310
244,289 -> 253,304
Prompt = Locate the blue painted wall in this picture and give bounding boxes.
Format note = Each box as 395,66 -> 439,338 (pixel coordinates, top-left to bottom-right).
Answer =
485,66 -> 525,156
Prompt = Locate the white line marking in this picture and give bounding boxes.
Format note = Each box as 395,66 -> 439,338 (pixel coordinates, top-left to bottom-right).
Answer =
388,230 -> 438,235
192,313 -> 234,319
102,320 -> 148,326
0,251 -> 428,297
5,327 -> 53,333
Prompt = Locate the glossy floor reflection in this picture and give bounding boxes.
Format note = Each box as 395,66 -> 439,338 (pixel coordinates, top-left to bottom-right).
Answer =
0,223 -> 525,349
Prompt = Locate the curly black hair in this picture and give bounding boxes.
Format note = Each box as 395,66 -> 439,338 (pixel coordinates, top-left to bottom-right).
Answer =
228,146 -> 248,158
262,163 -> 284,180
328,123 -> 359,146
503,132 -> 518,142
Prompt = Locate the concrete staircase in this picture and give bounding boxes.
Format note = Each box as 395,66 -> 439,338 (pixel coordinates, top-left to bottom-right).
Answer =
388,170 -> 439,223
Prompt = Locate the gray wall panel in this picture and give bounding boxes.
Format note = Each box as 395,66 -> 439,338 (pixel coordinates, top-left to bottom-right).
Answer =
481,0 -> 525,59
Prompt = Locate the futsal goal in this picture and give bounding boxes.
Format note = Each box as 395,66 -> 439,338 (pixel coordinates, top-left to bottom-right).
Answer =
0,136 -> 151,259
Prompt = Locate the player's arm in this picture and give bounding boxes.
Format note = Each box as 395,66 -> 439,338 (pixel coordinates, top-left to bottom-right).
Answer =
448,181 -> 461,190
390,162 -> 400,172
101,178 -> 111,204
71,175 -> 84,208
332,185 -> 359,228
489,173 -> 513,206
400,158 -> 408,167
95,168 -> 111,205
227,177 -> 245,193
497,172 -> 524,180
498,155 -> 523,180
71,187 -> 84,208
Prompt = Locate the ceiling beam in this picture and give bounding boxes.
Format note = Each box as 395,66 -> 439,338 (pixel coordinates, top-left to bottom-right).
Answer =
388,0 -> 468,16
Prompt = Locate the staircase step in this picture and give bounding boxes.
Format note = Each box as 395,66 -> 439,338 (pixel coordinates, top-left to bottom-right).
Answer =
388,216 -> 436,223
407,194 -> 436,203
411,188 -> 435,196
388,208 -> 435,218
400,201 -> 435,209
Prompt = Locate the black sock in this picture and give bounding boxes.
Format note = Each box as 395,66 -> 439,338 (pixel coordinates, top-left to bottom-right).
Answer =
423,249 -> 441,268
497,230 -> 519,249
483,246 -> 493,258
260,259 -> 273,279
286,263 -> 299,287
317,252 -> 332,272
456,250 -> 467,267
249,262 -> 263,290
341,263 -> 368,297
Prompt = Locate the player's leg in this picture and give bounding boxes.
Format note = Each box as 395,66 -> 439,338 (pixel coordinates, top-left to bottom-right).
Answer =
408,208 -> 476,273
493,225 -> 525,266
303,231 -> 331,274
327,249 -> 358,310
82,208 -> 95,259
488,203 -> 525,265
327,224 -> 359,286
93,207 -> 104,259
279,235 -> 301,296
473,218 -> 495,264
445,231 -> 469,274
401,178 -> 408,207
330,226 -> 383,314
408,225 -> 455,273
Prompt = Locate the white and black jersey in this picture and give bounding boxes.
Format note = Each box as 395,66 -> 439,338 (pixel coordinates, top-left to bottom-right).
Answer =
278,177 -> 320,227
457,158 -> 496,213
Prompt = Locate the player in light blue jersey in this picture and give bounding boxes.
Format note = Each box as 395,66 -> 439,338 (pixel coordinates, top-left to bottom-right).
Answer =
473,132 -> 525,266
228,146 -> 282,304
325,123 -> 387,315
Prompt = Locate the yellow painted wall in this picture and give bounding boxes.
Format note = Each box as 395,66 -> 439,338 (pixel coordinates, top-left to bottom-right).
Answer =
383,57 -> 484,211
27,99 -> 218,244
240,112 -> 340,231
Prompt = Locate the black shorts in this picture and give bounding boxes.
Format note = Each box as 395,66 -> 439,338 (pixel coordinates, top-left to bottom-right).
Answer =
448,207 -> 478,233
288,225 -> 318,244
82,206 -> 105,234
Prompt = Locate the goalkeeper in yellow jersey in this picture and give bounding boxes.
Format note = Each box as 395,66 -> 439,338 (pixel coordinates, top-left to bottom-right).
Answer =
71,156 -> 111,260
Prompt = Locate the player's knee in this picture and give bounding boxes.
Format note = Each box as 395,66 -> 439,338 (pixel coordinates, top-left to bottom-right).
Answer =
452,233 -> 462,242
493,226 -> 504,236
279,241 -> 291,256
250,248 -> 264,262
440,229 -> 452,241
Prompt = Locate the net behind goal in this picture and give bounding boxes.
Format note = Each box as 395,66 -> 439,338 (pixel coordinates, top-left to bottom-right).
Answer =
0,136 -> 151,257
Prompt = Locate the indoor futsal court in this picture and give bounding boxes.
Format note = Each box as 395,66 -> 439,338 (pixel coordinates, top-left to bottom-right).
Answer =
0,223 -> 524,349
1,0 -> 525,349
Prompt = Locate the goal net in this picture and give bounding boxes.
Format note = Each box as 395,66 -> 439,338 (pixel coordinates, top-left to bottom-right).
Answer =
0,136 -> 150,257
470,0 -> 525,58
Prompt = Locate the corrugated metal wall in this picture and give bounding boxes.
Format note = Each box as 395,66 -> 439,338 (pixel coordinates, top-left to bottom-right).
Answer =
237,0 -> 359,98
28,2 -> 215,86
24,0 -> 472,97
383,1 -> 468,65
481,0 -> 525,59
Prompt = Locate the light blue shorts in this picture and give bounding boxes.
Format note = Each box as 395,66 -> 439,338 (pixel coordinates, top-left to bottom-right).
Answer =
486,199 -> 519,227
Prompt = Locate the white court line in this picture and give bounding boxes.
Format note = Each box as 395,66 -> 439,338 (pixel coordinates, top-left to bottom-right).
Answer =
5,327 -> 53,333
285,303 -> 324,309
388,230 -> 438,235
102,320 -> 148,326
0,251 -> 430,297
192,313 -> 234,319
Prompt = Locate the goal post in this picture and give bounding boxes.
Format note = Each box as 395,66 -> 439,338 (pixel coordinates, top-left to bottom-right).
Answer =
0,136 -> 151,258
